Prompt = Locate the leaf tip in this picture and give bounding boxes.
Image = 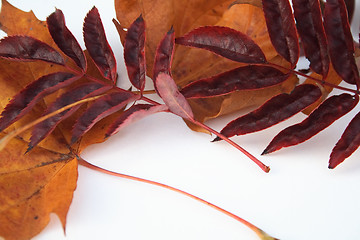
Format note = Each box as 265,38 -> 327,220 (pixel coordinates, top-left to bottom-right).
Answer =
25,145 -> 33,154
212,137 -> 221,142
261,148 -> 270,155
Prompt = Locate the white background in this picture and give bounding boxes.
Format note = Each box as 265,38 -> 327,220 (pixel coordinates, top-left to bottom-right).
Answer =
1,1 -> 360,239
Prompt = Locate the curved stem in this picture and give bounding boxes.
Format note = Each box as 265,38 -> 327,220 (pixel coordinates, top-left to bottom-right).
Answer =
0,95 -> 105,151
267,62 -> 359,95
63,63 -> 268,172
77,157 -> 277,240
189,119 -> 270,173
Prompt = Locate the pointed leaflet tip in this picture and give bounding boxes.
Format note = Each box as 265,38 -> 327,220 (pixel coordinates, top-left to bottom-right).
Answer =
263,94 -> 359,154
124,14 -> 146,91
328,108 -> 360,169
0,72 -> 81,131
83,6 -> 117,83
29,82 -> 111,149
153,26 -> 175,81
175,26 -> 266,63
217,84 -> 322,139
105,104 -> 168,138
47,8 -> 87,71
262,0 -> 299,67
323,0 -> 359,85
0,35 -> 65,65
212,137 -> 221,142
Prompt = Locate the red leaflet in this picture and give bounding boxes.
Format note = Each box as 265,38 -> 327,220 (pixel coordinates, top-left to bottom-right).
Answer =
71,91 -> 139,144
292,0 -> 329,77
214,84 -> 322,141
323,0 -> 359,85
153,27 -> 175,81
175,26 -> 266,64
124,15 -> 146,91
0,72 -> 80,131
0,35 -> 64,65
47,9 -> 87,71
155,73 -> 194,120
344,0 -> 355,23
28,83 -> 111,150
106,104 -> 168,138
180,65 -> 290,98
262,0 -> 299,67
263,93 -> 359,154
329,109 -> 360,169
83,7 -> 117,83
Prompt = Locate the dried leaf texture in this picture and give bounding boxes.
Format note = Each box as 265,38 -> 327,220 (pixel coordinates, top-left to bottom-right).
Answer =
0,2 -> 120,239
323,0 -> 359,85
0,36 -> 65,65
153,28 -> 175,81
71,92 -> 139,144
292,0 -> 329,76
47,9 -> 87,71
115,0 -> 235,77
124,15 -> 146,91
115,2 -> 297,131
29,83 -> 111,150
263,94 -> 359,154
262,0 -> 299,67
181,66 -> 290,98
0,134 -> 77,240
329,109 -> 360,168
155,73 -> 194,120
176,26 -> 266,63
216,84 -> 322,140
84,7 -> 117,83
0,72 -> 81,131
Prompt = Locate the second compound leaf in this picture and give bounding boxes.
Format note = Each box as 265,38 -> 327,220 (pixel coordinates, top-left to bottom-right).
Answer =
263,93 -> 359,154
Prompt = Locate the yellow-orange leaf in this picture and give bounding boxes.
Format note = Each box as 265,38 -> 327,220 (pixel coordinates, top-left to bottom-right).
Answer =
0,2 -> 116,239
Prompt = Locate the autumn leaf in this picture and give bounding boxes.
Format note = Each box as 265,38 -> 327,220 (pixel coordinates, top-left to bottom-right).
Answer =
115,0 -> 298,132
0,2 -> 118,239
0,134 -> 77,240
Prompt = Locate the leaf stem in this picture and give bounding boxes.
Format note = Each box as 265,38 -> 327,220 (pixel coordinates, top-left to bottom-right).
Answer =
189,119 -> 270,173
0,95 -> 104,151
267,62 -> 359,95
61,65 -> 269,172
77,157 -> 277,240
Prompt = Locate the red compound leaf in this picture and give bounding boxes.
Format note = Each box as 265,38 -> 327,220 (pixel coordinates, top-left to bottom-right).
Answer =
262,0 -> 299,67
0,35 -> 64,65
175,26 -> 266,64
124,15 -> 146,91
292,0 -> 329,77
180,65 -> 290,98
71,91 -> 139,144
155,73 -> 194,120
106,104 -> 168,138
153,27 -> 175,81
0,72 -> 81,131
329,108 -> 360,169
28,82 -> 111,150
263,93 -> 359,154
83,7 -> 117,83
47,9 -> 87,71
323,0 -> 359,85
214,84 -> 322,141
